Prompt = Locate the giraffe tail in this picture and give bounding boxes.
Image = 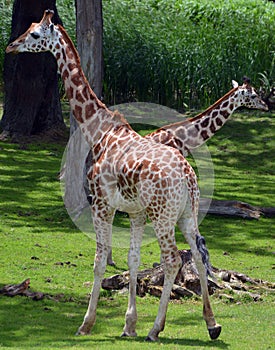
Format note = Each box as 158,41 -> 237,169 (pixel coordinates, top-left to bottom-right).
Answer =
196,235 -> 213,277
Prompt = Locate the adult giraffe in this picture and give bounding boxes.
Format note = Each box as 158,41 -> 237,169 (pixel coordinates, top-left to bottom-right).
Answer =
146,78 -> 268,156
6,10 -> 221,341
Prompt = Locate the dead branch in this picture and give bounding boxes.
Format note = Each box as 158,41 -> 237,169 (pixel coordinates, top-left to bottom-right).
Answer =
0,278 -> 44,300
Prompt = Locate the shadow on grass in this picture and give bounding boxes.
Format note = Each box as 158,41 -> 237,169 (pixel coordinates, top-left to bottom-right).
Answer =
207,217 -> 274,255
0,294 -> 119,347
208,113 -> 274,207
117,336 -> 229,348
0,141 -> 76,234
0,294 -> 229,348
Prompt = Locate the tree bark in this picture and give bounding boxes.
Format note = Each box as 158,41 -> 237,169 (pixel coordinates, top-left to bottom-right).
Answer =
63,0 -> 103,217
1,0 -> 65,140
75,0 -> 103,97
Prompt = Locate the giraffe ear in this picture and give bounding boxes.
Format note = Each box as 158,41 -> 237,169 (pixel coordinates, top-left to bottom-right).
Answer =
232,80 -> 239,88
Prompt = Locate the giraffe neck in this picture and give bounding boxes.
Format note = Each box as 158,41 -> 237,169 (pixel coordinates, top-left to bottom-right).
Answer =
147,87 -> 239,155
53,25 -> 127,146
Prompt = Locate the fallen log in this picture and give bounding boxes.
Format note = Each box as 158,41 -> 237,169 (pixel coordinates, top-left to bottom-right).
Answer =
260,207 -> 275,218
0,278 -> 44,300
199,199 -> 275,219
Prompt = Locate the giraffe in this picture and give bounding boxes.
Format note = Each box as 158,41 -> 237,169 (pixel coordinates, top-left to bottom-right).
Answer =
85,79 -> 268,265
145,78 -> 268,157
6,10 -> 222,341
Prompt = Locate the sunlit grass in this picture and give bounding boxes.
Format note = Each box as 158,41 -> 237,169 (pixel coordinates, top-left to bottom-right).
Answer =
0,109 -> 274,349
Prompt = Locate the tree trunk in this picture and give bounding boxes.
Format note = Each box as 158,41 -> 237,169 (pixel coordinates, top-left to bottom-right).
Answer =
1,0 -> 65,140
63,0 -> 103,217
75,0 -> 103,97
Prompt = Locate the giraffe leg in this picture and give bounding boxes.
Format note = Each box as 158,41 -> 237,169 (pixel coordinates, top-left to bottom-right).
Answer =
146,228 -> 182,342
76,210 -> 114,336
121,212 -> 146,337
107,247 -> 115,266
177,214 -> 222,340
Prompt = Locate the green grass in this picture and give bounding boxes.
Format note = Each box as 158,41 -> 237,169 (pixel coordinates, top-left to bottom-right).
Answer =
207,112 -> 274,207
0,295 -> 274,349
0,110 -> 274,349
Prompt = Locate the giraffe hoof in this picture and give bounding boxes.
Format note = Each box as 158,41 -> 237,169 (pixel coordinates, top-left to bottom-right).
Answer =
75,325 -> 91,336
121,331 -> 137,337
75,330 -> 89,336
145,334 -> 158,342
208,325 -> 222,340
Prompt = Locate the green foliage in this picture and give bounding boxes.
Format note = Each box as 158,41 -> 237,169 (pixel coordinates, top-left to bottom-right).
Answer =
57,0 -> 76,41
0,0 -> 13,87
103,0 -> 275,108
0,0 -> 274,108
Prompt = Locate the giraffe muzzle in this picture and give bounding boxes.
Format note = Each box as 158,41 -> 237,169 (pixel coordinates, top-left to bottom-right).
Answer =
6,42 -> 20,54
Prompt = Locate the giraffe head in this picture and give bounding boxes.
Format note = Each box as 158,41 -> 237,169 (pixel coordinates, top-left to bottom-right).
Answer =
6,10 -> 59,54
232,78 -> 268,111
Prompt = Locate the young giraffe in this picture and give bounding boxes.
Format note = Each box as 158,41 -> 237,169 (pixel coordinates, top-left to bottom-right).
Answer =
6,10 -> 221,341
94,79 -> 267,264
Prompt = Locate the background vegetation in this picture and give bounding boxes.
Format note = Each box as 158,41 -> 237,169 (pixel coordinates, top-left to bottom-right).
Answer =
0,0 -> 274,109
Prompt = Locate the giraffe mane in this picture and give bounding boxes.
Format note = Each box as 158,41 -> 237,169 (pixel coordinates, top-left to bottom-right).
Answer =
190,86 -> 238,122
56,25 -> 106,108
57,24 -> 83,75
155,86 -> 239,131
112,110 -> 132,128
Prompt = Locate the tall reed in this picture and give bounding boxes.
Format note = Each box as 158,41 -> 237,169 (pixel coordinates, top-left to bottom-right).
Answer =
0,0 -> 274,110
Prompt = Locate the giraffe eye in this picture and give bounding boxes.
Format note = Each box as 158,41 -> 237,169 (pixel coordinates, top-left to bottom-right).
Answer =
30,32 -> 40,40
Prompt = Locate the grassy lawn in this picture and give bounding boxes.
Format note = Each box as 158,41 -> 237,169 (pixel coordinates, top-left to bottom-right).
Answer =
0,110 -> 274,349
